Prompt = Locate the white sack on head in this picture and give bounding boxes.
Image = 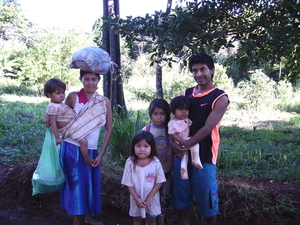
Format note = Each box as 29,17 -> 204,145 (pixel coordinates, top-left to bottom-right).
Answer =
68,46 -> 116,75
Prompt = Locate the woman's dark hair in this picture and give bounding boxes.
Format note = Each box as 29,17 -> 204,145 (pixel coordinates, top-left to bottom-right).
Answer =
188,52 -> 215,79
79,69 -> 100,81
130,131 -> 157,165
170,96 -> 192,114
44,78 -> 66,98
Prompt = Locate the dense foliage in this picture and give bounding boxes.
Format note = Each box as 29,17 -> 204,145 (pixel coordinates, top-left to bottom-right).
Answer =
102,0 -> 300,84
0,0 -> 96,88
1,1 -> 300,224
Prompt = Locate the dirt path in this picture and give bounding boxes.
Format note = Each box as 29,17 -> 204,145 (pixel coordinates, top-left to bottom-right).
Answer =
1,163 -> 299,225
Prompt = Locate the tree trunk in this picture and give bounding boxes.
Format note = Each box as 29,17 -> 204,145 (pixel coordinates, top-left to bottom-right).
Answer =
156,63 -> 163,99
167,0 -> 172,9
102,0 -> 110,98
278,57 -> 282,82
102,0 -> 126,112
154,0 -> 172,99
156,44 -> 164,99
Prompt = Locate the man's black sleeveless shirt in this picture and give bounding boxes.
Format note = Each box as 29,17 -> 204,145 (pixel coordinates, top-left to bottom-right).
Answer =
184,87 -> 226,164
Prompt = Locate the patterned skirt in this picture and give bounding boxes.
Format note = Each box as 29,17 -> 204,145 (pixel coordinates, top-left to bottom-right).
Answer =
60,141 -> 102,216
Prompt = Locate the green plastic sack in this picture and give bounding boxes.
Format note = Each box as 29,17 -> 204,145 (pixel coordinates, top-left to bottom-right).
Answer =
32,127 -> 65,195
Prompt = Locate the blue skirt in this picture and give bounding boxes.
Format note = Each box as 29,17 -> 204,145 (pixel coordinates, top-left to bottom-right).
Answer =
60,141 -> 102,216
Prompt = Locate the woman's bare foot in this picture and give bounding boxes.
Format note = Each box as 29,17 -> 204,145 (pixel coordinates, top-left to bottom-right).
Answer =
85,217 -> 103,225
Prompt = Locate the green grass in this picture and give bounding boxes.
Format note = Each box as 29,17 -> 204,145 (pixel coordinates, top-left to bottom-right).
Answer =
0,96 -> 48,163
1,78 -> 300,224
218,126 -> 300,179
0,92 -> 299,181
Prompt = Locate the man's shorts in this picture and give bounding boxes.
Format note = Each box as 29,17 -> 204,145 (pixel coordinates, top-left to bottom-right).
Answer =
171,157 -> 219,218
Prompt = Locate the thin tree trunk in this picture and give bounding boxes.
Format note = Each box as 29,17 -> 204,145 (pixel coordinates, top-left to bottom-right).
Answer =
102,0 -> 110,98
156,63 -> 163,99
102,0 -> 126,112
156,44 -> 163,99
167,0 -> 172,9
154,0 -> 172,99
278,57 -> 282,82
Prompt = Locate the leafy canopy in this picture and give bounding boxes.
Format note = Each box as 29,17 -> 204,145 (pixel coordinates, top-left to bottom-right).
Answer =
102,0 -> 300,83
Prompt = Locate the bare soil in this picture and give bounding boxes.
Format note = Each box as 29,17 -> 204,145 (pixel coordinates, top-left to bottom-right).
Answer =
0,162 -> 299,225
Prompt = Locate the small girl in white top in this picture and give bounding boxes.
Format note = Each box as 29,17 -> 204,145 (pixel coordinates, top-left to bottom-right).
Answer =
121,131 -> 166,225
168,96 -> 203,180
44,78 -> 93,166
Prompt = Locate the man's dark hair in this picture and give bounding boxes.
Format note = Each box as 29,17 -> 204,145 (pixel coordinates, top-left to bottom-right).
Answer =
188,53 -> 215,79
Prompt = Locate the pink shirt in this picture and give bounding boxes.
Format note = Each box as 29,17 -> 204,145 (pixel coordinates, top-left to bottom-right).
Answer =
168,116 -> 193,139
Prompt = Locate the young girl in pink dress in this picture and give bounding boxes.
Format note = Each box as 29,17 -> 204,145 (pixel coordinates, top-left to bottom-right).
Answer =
122,131 -> 166,225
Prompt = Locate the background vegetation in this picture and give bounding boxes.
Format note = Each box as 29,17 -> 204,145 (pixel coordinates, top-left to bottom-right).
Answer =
1,0 -> 300,223
1,61 -> 300,224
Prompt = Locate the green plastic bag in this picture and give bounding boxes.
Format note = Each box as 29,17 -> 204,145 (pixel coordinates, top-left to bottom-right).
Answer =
32,127 -> 65,195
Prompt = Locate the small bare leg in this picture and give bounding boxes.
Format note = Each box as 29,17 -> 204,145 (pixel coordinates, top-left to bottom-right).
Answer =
133,217 -> 143,225
146,215 -> 156,225
157,214 -> 165,225
180,152 -> 189,180
78,138 -> 95,166
190,143 -> 203,169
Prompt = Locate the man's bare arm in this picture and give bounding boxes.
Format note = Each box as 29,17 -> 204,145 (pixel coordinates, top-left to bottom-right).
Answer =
186,95 -> 229,148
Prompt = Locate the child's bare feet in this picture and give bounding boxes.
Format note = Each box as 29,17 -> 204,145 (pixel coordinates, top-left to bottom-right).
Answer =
192,160 -> 203,169
84,158 -> 95,166
180,168 -> 189,180
190,146 -> 203,169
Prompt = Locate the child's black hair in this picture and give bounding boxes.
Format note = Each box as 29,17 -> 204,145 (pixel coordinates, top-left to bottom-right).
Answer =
148,98 -> 171,136
44,78 -> 66,98
130,131 -> 157,165
170,96 -> 192,114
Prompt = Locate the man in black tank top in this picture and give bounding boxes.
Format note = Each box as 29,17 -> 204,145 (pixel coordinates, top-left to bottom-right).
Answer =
171,53 -> 229,225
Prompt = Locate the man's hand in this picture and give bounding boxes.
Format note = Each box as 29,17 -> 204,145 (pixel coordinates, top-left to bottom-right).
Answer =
171,139 -> 187,159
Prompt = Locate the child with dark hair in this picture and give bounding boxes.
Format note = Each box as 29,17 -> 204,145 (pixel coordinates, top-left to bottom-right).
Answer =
142,98 -> 172,224
44,78 -> 94,166
121,131 -> 166,225
168,96 -> 202,180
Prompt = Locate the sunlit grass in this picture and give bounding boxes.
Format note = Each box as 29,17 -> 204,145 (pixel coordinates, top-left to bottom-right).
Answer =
0,94 -> 47,103
1,78 -> 300,223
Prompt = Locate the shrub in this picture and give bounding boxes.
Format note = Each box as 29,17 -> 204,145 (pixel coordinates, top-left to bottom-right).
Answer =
236,70 -> 277,110
0,78 -> 40,96
108,108 -> 144,166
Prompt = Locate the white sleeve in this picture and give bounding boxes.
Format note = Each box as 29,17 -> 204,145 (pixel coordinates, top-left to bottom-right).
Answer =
155,160 -> 166,183
121,158 -> 133,187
